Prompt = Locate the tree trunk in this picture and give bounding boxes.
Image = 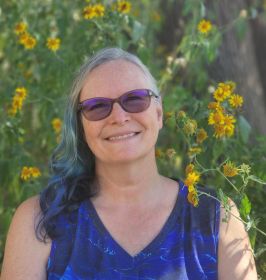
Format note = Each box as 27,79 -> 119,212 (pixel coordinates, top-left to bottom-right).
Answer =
157,0 -> 266,135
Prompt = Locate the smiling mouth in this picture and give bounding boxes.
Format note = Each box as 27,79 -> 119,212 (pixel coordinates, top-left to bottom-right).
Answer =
106,132 -> 140,141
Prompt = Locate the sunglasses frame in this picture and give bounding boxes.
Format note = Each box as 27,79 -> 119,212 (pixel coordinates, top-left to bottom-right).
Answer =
78,88 -> 159,121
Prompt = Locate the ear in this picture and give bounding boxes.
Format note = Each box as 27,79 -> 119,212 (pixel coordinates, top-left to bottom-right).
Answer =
156,100 -> 163,129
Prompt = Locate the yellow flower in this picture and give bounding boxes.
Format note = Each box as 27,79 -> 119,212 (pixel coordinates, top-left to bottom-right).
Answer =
30,167 -> 41,178
164,111 -> 174,120
23,35 -> 37,49
185,163 -> 195,175
19,33 -> 30,45
83,4 -> 105,19
229,94 -> 243,108
12,95 -> 23,110
14,22 -> 27,35
117,1 -> 131,14
52,118 -> 62,134
15,87 -> 27,100
213,83 -> 232,102
196,128 -> 208,144
177,110 -> 186,119
213,124 -> 225,138
197,19 -> 212,34
227,81 -> 236,92
224,115 -> 236,137
188,147 -> 202,157
166,148 -> 176,159
9,87 -> 28,116
183,119 -> 197,136
223,162 -> 238,177
21,166 -> 41,180
21,167 -> 32,180
213,115 -> 235,138
46,38 -> 61,52
94,4 -> 105,17
208,111 -> 225,126
187,189 -> 199,207
184,171 -> 200,188
83,5 -> 96,19
208,102 -> 223,112
184,171 -> 200,207
155,148 -> 163,158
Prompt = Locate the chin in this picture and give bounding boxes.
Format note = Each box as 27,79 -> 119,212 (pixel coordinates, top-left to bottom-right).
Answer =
99,148 -> 155,165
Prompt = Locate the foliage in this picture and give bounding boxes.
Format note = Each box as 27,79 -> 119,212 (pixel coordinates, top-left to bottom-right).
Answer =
0,0 -> 265,277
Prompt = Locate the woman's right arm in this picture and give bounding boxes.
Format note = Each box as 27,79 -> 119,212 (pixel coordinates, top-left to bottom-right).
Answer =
218,198 -> 257,279
0,196 -> 51,280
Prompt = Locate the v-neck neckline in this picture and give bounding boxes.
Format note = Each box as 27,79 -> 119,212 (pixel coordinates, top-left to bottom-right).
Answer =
84,179 -> 185,261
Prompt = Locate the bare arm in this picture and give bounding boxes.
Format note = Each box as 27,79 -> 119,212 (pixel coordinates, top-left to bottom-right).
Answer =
218,198 -> 257,280
0,196 -> 51,280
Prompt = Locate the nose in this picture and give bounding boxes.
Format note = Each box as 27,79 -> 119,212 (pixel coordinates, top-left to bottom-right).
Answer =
107,102 -> 130,125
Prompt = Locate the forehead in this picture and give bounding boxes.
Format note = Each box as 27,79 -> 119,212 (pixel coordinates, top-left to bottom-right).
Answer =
79,59 -> 151,100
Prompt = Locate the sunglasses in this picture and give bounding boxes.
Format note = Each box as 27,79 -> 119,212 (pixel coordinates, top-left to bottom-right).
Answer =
78,89 -> 159,121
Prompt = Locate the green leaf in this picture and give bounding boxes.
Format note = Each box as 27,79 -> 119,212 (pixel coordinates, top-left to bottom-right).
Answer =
182,1 -> 195,16
249,228 -> 257,249
240,194 -> 251,218
234,18 -> 248,40
200,2 -> 206,18
248,175 -> 266,185
132,21 -> 145,43
218,188 -> 229,207
238,115 -> 251,144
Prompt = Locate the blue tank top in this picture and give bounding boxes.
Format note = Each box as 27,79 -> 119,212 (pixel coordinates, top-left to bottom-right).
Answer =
47,179 -> 220,279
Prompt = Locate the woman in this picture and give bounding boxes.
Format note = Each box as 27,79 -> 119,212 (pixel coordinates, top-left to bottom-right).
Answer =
1,48 -> 257,279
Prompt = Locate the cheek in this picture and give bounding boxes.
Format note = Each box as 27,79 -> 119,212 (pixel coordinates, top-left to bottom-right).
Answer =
82,129 -> 102,158
83,127 -> 96,145
83,129 -> 92,146
81,120 -> 99,149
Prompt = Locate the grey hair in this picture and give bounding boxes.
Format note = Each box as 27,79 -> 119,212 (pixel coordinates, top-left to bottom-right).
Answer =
60,47 -> 159,172
71,47 -> 159,108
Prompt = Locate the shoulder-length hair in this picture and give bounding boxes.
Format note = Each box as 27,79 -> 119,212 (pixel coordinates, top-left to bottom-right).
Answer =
36,47 -> 160,241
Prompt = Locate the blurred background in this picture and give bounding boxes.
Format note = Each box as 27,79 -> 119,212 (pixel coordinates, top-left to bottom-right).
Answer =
0,0 -> 266,278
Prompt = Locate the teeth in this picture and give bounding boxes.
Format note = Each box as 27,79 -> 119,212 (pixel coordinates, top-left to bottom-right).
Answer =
108,132 -> 137,141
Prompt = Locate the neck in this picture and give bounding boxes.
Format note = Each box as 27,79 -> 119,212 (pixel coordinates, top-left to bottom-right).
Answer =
93,153 -> 163,207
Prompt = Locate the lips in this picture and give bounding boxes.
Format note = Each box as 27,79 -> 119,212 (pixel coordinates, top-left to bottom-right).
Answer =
105,132 -> 140,141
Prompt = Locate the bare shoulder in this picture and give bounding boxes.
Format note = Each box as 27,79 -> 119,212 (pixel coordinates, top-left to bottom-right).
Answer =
1,195 -> 51,280
12,195 -> 42,221
218,198 -> 258,280
161,176 -> 179,191
5,195 -> 45,237
160,176 -> 180,202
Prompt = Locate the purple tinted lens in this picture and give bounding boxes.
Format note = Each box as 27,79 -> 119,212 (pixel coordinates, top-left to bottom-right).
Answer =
80,89 -> 152,121
81,98 -> 112,121
121,90 -> 150,113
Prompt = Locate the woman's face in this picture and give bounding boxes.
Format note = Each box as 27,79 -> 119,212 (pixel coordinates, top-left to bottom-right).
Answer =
79,59 -> 163,165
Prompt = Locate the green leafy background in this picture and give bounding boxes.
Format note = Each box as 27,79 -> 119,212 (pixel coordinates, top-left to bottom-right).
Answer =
0,0 -> 266,277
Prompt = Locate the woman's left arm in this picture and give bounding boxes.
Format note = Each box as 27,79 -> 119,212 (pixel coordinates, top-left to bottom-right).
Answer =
218,198 -> 258,280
